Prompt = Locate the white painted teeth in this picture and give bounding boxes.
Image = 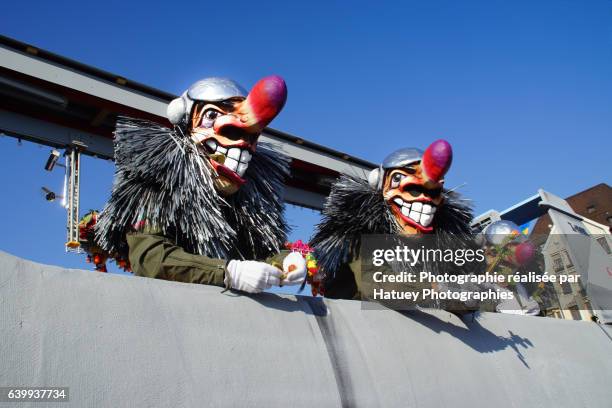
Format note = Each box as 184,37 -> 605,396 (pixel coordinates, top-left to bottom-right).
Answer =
393,197 -> 436,227
204,140 -> 252,177
237,163 -> 248,177
225,158 -> 239,171
227,148 -> 241,160
240,150 -> 252,162
420,214 -> 433,227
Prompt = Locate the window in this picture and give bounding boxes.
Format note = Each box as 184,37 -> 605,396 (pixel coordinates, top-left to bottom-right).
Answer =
562,250 -> 573,268
586,205 -> 596,214
553,256 -> 564,272
561,280 -> 572,295
596,237 -> 611,255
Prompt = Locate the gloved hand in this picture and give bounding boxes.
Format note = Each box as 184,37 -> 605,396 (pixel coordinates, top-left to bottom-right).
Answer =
281,252 -> 307,286
225,260 -> 283,293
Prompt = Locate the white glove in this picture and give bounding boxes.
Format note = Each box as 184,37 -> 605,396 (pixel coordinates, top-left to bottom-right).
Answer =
281,252 -> 307,286
225,260 -> 282,293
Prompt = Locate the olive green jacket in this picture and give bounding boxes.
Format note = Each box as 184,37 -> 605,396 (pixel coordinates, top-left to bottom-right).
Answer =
323,259 -> 362,300
127,232 -> 286,286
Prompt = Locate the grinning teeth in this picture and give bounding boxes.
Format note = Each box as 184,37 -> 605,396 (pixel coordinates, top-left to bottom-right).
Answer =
237,162 -> 248,177
396,200 -> 437,227
225,157 -> 238,171
409,210 -> 421,223
206,139 -> 217,151
227,148 -> 241,160
207,143 -> 251,175
420,214 -> 433,227
241,150 -> 252,163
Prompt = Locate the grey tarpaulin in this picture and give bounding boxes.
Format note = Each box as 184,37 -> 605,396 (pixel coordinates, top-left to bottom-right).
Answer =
1,250 -> 611,407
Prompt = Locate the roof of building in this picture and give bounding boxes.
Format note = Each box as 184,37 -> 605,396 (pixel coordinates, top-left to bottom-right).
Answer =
532,183 -> 611,235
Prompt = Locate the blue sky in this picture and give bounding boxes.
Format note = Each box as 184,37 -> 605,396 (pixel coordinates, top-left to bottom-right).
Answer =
1,0 -> 611,283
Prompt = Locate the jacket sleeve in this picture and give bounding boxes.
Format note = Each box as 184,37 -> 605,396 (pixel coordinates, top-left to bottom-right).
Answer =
126,232 -> 227,286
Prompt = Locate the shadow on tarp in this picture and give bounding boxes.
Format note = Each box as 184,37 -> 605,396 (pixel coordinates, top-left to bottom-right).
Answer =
222,289 -> 329,316
398,308 -> 534,368
228,288 -> 534,368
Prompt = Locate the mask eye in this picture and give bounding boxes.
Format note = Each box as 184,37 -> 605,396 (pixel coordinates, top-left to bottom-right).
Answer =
390,173 -> 406,188
200,109 -> 223,128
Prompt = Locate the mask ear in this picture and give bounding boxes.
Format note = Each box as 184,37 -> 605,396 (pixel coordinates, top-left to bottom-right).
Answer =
167,97 -> 186,124
167,92 -> 195,125
368,167 -> 383,190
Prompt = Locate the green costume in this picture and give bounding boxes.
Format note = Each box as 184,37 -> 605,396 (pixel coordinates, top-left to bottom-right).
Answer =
127,232 -> 288,286
127,232 -> 227,285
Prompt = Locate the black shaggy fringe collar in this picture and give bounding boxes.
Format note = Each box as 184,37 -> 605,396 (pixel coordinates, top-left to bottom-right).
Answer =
95,117 -> 290,261
310,174 -> 474,278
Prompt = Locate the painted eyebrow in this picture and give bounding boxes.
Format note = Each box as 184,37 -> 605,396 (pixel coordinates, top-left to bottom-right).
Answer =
393,167 -> 416,175
214,101 -> 236,111
200,103 -> 228,113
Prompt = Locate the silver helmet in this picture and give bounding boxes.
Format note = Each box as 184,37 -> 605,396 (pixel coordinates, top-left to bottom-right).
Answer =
369,147 -> 425,190
166,77 -> 247,125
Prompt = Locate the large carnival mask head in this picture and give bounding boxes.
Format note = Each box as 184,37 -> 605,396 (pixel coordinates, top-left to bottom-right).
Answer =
369,139 -> 453,234
167,76 -> 287,195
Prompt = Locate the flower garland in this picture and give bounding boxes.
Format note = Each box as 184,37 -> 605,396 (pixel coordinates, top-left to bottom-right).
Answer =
78,210 -> 131,272
285,240 -> 324,296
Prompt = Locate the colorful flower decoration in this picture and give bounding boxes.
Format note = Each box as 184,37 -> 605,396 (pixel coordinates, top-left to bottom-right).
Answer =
79,210 -> 131,273
285,240 -> 324,296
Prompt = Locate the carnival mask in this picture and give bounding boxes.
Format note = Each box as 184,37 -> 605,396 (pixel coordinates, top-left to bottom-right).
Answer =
379,140 -> 453,234
167,76 -> 287,195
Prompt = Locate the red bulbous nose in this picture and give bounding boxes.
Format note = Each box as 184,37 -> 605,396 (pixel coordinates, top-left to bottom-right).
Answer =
245,75 -> 287,128
422,139 -> 453,183
214,75 -> 287,137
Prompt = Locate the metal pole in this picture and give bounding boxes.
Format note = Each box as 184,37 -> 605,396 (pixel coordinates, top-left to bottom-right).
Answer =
65,142 -> 84,253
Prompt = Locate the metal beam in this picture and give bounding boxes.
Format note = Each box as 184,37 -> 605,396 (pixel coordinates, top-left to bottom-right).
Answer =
0,109 -> 114,158
261,133 -> 370,179
283,186 -> 326,211
0,42 -> 374,178
0,44 -> 168,117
